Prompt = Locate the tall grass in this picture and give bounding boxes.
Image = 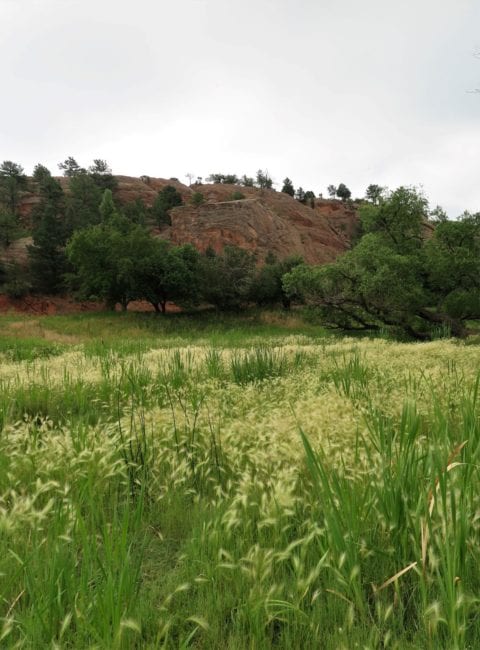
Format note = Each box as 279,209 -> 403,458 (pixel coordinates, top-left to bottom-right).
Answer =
0,316 -> 479,647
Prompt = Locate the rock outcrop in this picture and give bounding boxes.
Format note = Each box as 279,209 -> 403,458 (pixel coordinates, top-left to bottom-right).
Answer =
14,176 -> 360,266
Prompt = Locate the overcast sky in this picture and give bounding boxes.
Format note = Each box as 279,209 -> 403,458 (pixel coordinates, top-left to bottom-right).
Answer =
1,0 -> 479,216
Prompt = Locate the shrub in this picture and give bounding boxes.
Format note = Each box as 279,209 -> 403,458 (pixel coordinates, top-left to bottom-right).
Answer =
228,191 -> 245,201
191,191 -> 205,207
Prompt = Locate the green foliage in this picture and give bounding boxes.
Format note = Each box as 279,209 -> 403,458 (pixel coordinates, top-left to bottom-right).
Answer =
359,185 -> 427,253
32,163 -> 52,185
255,169 -> 273,189
327,184 -> 337,198
64,173 -> 102,235
99,188 -> 118,222
240,174 -> 255,187
365,183 -> 385,205
58,156 -> 85,177
28,169 -> 68,294
281,177 -> 295,197
191,191 -> 205,207
284,186 -> 475,339
336,182 -> 351,201
152,185 -> 183,226
284,237 -> 426,336
2,262 -> 31,298
250,254 -> 303,308
59,157 -> 116,191
67,218 -> 151,309
200,245 -> 256,310
88,159 -> 117,191
207,173 -> 239,184
89,159 -> 110,174
426,212 -> 480,320
304,190 -> 316,208
294,188 -> 316,206
67,205 -> 200,312
429,204 -> 448,223
227,190 -> 245,201
295,186 -> 305,202
230,346 -> 288,384
135,241 -> 201,312
122,198 -> 147,225
0,160 -> 28,215
0,209 -> 20,247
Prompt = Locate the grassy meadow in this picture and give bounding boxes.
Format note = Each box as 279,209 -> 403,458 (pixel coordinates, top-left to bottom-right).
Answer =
0,310 -> 480,648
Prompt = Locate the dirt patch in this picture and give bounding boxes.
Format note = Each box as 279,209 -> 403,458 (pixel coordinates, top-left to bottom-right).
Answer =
3,320 -> 82,344
0,295 -> 105,315
0,295 -> 182,316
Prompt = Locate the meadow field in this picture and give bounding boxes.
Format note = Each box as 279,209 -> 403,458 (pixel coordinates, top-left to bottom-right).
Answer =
0,310 -> 479,649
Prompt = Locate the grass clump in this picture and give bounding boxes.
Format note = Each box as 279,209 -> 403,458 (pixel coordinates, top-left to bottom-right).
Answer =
230,346 -> 288,384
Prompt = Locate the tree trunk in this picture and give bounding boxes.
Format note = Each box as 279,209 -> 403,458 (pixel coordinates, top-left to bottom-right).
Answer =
282,296 -> 291,310
160,300 -> 167,314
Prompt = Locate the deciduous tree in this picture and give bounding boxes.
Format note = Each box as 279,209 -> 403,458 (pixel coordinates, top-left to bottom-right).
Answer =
336,183 -> 351,201
200,246 -> 256,310
365,184 -> 385,205
283,186 -> 474,339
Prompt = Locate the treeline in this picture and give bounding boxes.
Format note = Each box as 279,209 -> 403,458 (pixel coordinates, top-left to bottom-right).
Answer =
1,158 -> 479,339
200,170 -> 357,207
0,159 -> 302,310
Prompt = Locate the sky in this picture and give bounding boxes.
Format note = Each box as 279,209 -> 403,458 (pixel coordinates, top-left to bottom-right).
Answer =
1,0 -> 479,216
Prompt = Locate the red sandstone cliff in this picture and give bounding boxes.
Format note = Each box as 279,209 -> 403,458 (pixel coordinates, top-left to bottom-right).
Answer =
14,176 -> 360,266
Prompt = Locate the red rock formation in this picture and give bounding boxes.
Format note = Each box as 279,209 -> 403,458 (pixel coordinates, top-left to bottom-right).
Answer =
14,176 -> 360,266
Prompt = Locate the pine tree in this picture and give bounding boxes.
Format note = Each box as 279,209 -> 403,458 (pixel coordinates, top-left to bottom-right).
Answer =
99,189 -> 118,222
64,173 -> 102,235
0,161 -> 28,215
281,178 -> 295,197
28,169 -> 68,294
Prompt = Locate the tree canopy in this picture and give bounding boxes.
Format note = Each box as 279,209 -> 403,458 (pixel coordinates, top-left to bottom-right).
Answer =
336,183 -> 351,202
283,186 -> 478,339
28,167 -> 68,294
281,178 -> 295,197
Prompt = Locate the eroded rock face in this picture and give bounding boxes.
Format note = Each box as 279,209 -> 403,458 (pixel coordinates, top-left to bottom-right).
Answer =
166,185 -> 359,265
14,176 -> 360,265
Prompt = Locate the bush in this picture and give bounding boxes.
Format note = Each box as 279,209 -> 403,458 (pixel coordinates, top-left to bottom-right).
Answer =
152,186 -> 183,226
4,277 -> 31,299
228,191 -> 246,201
2,262 -> 31,298
191,192 -> 205,207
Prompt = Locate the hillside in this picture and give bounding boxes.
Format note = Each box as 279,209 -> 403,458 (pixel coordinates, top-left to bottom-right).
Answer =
13,176 -> 359,266
168,184 -> 358,265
